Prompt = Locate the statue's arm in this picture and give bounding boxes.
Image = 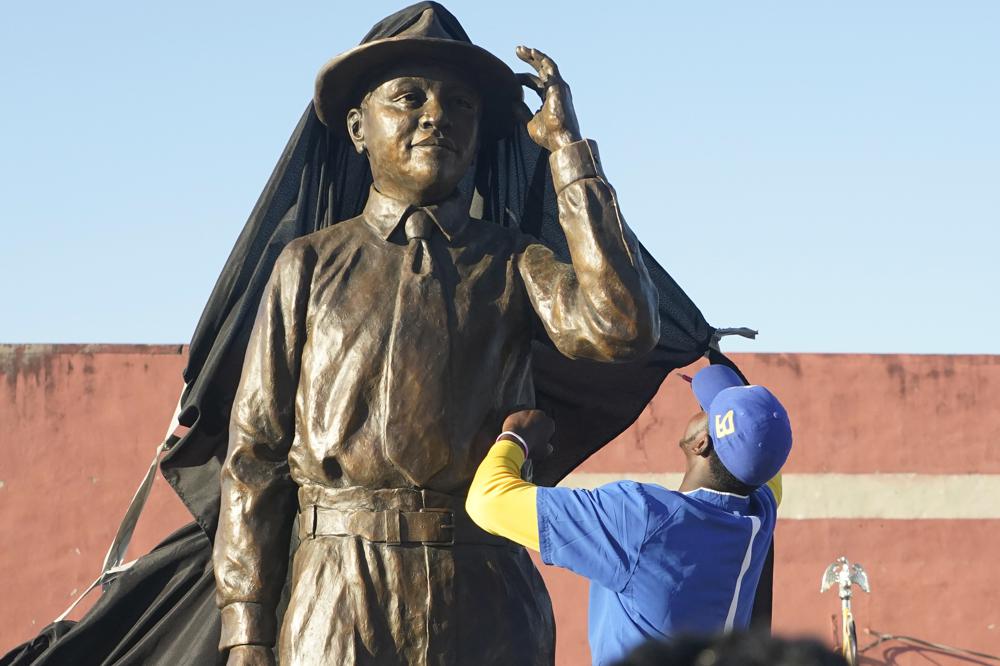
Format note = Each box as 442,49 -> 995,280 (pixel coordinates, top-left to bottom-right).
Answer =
513,46 -> 659,361
213,241 -> 312,654
517,140 -> 660,361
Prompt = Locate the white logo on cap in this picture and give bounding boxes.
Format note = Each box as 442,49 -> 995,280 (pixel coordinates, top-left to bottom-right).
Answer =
715,410 -> 736,438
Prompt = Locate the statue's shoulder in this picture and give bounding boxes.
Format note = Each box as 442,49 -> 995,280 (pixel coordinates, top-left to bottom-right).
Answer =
283,215 -> 369,256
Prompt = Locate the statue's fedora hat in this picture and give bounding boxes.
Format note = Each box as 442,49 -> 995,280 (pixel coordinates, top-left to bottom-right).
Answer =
314,2 -> 522,139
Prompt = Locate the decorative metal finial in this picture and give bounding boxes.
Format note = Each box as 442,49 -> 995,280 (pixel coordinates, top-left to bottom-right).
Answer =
821,556 -> 871,599
821,556 -> 871,666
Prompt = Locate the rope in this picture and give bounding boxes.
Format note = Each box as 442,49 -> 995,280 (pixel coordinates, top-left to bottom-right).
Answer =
54,388 -> 185,622
862,628 -> 1000,662
709,327 -> 758,353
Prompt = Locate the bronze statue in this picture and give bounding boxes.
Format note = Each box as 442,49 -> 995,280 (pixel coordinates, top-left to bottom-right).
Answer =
213,4 -> 660,665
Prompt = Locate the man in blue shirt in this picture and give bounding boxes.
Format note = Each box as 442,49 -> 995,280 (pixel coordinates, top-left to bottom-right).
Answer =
466,365 -> 792,665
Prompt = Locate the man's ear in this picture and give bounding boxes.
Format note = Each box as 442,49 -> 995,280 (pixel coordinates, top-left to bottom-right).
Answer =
691,430 -> 712,458
346,108 -> 365,154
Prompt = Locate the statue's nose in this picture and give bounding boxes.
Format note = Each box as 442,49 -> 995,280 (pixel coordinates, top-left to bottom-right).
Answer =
419,96 -> 449,130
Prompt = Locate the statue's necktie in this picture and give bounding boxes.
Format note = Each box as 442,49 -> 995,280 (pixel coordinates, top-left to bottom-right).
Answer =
382,209 -> 452,486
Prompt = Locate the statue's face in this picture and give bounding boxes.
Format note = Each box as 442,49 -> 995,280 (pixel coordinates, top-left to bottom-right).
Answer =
348,61 -> 481,205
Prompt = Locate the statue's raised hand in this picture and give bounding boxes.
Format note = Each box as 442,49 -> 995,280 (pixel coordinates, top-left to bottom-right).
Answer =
515,46 -> 582,152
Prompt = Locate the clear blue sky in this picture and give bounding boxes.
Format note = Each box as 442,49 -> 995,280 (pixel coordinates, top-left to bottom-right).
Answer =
2,1 -> 997,352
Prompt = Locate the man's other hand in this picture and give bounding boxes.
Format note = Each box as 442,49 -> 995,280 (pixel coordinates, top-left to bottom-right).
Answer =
227,645 -> 275,666
501,409 -> 555,460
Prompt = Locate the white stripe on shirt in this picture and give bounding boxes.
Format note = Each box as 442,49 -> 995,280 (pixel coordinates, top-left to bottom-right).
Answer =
724,515 -> 761,631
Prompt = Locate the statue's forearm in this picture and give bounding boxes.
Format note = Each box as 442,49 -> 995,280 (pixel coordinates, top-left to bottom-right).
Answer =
214,446 -> 296,650
520,139 -> 660,361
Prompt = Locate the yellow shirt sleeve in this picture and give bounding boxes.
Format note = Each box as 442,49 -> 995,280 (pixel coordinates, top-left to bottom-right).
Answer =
465,440 -> 540,551
766,472 -> 783,507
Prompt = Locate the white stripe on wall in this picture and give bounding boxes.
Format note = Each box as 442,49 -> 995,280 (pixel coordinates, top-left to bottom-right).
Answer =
556,473 -> 1000,520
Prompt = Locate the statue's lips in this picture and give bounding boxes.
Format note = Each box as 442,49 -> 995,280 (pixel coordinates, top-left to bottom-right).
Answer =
412,137 -> 457,153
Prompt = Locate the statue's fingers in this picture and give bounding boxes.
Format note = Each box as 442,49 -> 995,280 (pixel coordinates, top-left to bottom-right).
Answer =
526,47 -> 561,82
516,45 -> 553,77
515,45 -> 537,68
516,72 -> 545,100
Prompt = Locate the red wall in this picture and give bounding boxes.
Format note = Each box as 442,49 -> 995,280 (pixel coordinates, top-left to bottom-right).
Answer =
1,346 -> 997,663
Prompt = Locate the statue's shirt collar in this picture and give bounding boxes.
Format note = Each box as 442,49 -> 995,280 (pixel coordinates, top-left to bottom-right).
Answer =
363,186 -> 469,242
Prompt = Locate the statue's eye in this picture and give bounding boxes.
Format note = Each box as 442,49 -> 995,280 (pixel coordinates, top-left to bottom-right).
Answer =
453,96 -> 475,111
396,91 -> 424,106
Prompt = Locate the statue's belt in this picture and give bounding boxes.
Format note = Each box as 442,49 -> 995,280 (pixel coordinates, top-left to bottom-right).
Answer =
297,487 -> 511,547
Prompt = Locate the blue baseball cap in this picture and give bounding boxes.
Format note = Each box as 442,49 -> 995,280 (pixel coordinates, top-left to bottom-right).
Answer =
690,365 -> 792,487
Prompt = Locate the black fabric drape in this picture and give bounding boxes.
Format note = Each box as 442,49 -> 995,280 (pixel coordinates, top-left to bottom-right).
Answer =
3,4 -> 768,663
3,524 -> 223,666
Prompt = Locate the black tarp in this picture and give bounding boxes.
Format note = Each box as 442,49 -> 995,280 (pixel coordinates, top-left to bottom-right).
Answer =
3,4 -> 766,664
2,525 -> 220,666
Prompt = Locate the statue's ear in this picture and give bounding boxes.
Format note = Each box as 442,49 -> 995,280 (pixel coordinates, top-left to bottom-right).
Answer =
346,108 -> 365,154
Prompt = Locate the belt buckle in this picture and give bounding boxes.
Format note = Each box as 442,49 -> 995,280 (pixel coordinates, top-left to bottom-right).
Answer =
419,507 -> 454,546
382,510 -> 403,545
